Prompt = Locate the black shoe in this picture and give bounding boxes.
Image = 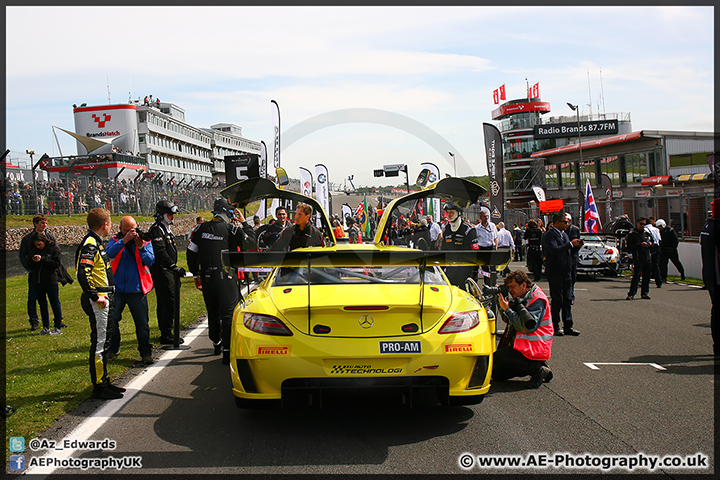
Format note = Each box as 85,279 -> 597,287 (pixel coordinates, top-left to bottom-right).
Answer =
528,366 -> 552,388
656,283 -> 662,288
222,349 -> 230,365
30,321 -> 39,331
141,354 -> 155,365
213,343 -> 222,355
160,336 -> 185,345
626,295 -> 634,300
106,350 -> 119,360
564,328 -> 580,336
92,385 -> 123,400
106,382 -> 126,393
641,294 -> 651,300
58,322 -> 68,329
554,329 -> 564,337
680,274 -> 685,280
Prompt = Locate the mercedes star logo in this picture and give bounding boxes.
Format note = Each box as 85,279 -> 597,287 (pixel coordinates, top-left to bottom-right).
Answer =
358,315 -> 374,329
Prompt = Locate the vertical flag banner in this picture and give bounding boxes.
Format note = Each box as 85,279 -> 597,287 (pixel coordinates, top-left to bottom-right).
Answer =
584,179 -> 601,233
483,123 -> 504,222
532,82 -> 540,98
271,100 -> 280,169
341,204 -> 352,229
499,84 -> 506,101
420,162 -> 441,222
259,141 -> 267,179
315,164 -> 330,226
299,167 -> 313,197
493,89 -> 499,105
362,193 -> 370,237
258,140 -> 268,220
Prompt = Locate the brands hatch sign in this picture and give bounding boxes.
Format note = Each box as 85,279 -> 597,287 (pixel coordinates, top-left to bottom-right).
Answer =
534,119 -> 618,139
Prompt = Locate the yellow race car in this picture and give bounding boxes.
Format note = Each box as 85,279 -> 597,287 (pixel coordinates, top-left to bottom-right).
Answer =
221,177 -> 511,408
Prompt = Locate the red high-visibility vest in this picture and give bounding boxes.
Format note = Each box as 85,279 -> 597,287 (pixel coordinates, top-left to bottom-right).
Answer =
110,241 -> 154,295
513,287 -> 553,361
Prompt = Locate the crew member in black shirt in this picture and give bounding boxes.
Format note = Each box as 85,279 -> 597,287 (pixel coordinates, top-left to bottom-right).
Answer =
148,200 -> 186,345
187,198 -> 256,364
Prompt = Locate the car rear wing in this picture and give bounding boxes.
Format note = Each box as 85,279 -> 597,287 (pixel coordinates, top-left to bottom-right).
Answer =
223,248 -> 512,328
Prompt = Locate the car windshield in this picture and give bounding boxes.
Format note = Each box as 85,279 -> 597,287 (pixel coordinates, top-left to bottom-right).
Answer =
583,236 -> 603,243
273,265 -> 448,286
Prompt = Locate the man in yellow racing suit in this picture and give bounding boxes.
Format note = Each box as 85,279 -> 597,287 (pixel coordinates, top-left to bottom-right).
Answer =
75,208 -> 126,400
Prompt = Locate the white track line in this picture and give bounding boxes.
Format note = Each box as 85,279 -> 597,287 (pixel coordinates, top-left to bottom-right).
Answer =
24,319 -> 209,476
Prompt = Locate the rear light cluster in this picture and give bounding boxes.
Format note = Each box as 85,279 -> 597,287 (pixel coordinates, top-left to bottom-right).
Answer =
604,249 -> 614,255
438,311 -> 479,334
243,313 -> 293,336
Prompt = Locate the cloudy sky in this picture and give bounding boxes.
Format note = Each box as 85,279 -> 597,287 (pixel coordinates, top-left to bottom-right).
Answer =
5,6 -> 714,188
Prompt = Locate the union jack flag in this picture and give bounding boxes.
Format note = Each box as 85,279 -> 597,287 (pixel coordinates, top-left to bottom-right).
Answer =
354,201 -> 364,216
584,179 -> 602,233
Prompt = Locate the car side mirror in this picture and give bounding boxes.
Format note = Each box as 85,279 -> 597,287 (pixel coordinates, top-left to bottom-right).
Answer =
415,168 -> 430,188
276,167 -> 289,186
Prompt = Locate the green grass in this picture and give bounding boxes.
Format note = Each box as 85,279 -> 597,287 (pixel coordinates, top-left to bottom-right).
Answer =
4,251 -> 208,454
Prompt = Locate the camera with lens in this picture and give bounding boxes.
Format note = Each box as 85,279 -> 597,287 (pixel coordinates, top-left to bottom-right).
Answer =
482,284 -> 509,297
134,226 -> 152,242
507,296 -> 537,330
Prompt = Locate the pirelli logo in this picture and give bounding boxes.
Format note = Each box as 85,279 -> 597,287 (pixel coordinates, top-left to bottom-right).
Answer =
258,346 -> 290,356
444,343 -> 473,353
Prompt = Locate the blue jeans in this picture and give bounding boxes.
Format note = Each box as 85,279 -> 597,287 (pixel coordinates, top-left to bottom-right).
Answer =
109,292 -> 151,356
36,283 -> 63,329
27,281 -> 38,324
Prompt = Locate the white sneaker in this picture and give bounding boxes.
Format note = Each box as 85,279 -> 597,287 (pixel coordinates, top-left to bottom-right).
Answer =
39,327 -> 51,335
50,328 -> 63,335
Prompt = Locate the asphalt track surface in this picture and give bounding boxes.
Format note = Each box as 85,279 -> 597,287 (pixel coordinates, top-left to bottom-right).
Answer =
20,264 -> 716,476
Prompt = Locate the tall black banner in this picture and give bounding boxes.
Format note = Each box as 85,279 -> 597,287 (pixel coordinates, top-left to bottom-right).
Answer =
225,154 -> 260,186
483,123 -> 504,222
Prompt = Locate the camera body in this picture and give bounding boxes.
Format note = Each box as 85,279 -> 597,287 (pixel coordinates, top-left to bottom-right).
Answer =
133,226 -> 152,242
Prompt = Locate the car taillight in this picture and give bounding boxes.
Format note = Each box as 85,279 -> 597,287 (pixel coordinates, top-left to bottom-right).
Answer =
604,249 -> 614,255
439,311 -> 479,334
243,313 -> 293,336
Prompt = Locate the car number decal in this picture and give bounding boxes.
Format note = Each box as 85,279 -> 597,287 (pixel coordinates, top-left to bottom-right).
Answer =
379,341 -> 421,354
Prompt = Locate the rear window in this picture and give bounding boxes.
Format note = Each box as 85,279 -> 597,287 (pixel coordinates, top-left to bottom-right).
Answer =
273,266 -> 447,286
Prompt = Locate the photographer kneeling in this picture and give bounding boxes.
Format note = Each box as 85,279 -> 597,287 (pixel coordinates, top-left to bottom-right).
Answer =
492,270 -> 554,388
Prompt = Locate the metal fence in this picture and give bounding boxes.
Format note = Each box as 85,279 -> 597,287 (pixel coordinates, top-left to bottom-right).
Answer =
2,175 -> 223,217
466,192 -> 714,239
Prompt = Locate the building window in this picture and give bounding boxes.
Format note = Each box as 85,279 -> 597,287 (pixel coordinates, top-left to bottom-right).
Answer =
669,152 -> 711,167
545,164 -> 559,189
560,162 -> 575,188
599,156 -> 621,185
579,160 -> 597,187
625,153 -> 648,183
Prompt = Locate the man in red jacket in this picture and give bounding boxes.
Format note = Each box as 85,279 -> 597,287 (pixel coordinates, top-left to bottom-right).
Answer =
492,270 -> 554,388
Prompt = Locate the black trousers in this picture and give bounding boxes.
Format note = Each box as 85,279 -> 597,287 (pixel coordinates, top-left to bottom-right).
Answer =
152,269 -> 176,339
659,248 -> 685,281
492,346 -> 546,381
628,261 -> 651,297
201,272 -> 239,349
649,245 -> 662,287
547,274 -> 573,331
